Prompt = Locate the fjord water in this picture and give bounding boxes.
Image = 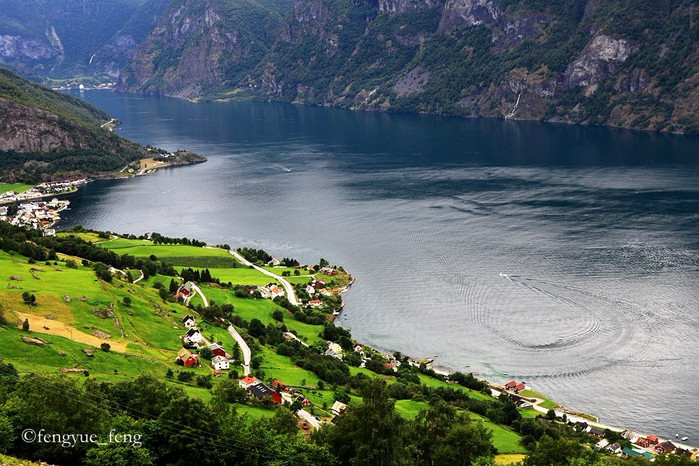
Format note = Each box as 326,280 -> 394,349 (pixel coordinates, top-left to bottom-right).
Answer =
64,91 -> 699,440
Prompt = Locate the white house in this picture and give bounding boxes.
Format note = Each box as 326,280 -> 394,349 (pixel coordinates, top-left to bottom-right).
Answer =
211,355 -> 230,371
183,328 -> 203,346
181,315 -> 196,329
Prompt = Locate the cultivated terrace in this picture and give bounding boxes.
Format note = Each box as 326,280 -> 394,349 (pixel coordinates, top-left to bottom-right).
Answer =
0,222 -> 694,465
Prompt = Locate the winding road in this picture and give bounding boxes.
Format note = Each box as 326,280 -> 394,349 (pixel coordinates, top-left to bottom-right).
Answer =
229,250 -> 300,306
228,325 -> 251,376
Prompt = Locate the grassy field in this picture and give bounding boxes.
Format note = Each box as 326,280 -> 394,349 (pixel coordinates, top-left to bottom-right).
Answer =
416,373 -> 492,401
0,182 -> 35,194
56,231 -> 106,243
471,413 -> 527,454
195,267 -> 279,286
519,390 -> 559,409
394,399 -> 430,419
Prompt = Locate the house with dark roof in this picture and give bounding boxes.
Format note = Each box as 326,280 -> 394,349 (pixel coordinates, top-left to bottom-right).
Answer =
181,315 -> 196,329
183,328 -> 203,346
248,382 -> 282,405
588,427 -> 606,438
655,441 -> 676,454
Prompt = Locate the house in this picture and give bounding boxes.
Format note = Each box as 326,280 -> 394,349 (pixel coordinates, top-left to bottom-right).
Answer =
183,328 -> 203,346
305,285 -> 316,295
175,282 -> 194,301
239,376 -> 259,389
622,430 -> 637,441
271,380 -> 290,393
655,441 -> 676,454
308,299 -> 323,307
588,427 -> 606,438
325,348 -> 342,359
594,439 -> 609,451
327,342 -> 343,355
181,315 -> 196,329
176,348 -> 199,367
208,343 -> 227,357
268,285 -> 284,299
248,382 -> 282,405
514,382 -> 526,393
646,435 -> 659,445
295,395 -> 311,408
313,280 -> 326,290
211,355 -> 229,371
331,401 -> 347,416
606,442 -> 622,454
574,422 -> 589,431
635,437 -> 651,448
504,380 -> 517,391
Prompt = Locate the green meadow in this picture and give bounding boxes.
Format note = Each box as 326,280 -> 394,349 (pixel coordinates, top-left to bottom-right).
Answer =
0,182 -> 35,194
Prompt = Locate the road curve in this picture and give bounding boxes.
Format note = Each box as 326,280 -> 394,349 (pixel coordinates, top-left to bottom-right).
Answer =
228,325 -> 251,376
189,283 -> 209,307
229,250 -> 300,306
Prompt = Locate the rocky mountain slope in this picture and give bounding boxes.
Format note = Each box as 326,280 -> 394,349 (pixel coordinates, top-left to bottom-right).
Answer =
120,0 -> 699,134
0,0 -> 171,82
0,68 -> 152,182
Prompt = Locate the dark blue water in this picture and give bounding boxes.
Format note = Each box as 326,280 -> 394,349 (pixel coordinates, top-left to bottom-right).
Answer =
62,91 -> 699,441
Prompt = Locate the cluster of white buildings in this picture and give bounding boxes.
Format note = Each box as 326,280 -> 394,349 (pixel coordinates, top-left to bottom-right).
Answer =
0,180 -> 84,205
0,198 -> 69,233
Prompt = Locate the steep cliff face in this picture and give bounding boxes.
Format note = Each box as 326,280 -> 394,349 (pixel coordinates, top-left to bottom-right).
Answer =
0,68 -> 151,181
0,98 -> 88,153
121,0 -> 699,134
119,0 -> 291,98
0,0 -> 169,81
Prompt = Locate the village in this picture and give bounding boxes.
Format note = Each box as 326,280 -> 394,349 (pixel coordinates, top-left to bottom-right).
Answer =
500,380 -> 699,462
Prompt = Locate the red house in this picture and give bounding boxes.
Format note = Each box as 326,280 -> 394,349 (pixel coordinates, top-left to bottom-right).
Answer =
635,438 -> 651,448
655,441 -> 676,454
176,348 -> 199,367
647,435 -> 659,445
514,383 -> 526,393
504,380 -> 517,390
208,343 -> 227,357
271,380 -> 290,392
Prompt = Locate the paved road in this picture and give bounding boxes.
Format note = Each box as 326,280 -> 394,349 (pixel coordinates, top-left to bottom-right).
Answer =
229,250 -> 300,306
296,407 -> 321,430
189,283 -> 209,307
228,325 -> 251,376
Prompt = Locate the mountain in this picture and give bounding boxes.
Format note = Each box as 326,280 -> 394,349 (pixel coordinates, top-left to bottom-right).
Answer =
0,67 -> 153,182
0,0 -> 171,82
119,0 -> 699,134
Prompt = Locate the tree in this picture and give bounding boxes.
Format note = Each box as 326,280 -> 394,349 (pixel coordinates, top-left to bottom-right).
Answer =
177,371 -> 194,383
100,343 -> 111,352
199,347 -> 214,360
264,407 -> 299,436
432,422 -> 494,466
317,378 -> 408,465
231,342 -> 242,363
122,296 -> 132,307
22,292 -> 36,306
22,318 -> 29,331
0,412 -> 14,453
169,279 -> 179,293
272,309 -> 284,322
165,369 -> 174,379
248,318 -> 266,338
85,444 -> 154,466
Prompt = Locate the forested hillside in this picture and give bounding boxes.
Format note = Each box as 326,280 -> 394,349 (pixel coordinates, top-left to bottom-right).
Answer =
120,0 -> 699,134
0,0 -> 171,82
0,68 -> 151,182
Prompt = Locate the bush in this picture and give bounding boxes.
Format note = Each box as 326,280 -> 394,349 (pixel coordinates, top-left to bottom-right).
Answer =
100,343 -> 111,352
177,371 -> 195,383
65,259 -> 78,269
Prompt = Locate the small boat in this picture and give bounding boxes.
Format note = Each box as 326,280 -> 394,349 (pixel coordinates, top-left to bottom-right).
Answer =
681,436 -> 688,441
